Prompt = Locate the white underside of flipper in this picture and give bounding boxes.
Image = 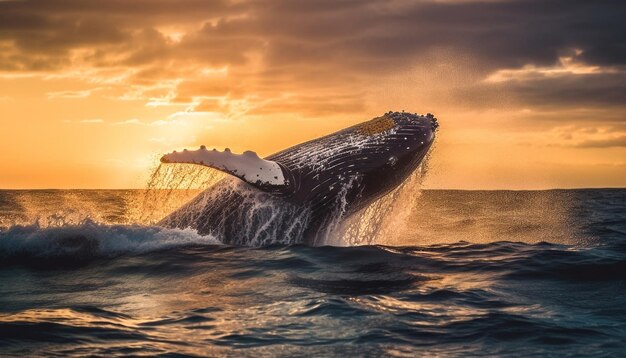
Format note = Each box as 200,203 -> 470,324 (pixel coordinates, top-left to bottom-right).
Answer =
161,146 -> 286,187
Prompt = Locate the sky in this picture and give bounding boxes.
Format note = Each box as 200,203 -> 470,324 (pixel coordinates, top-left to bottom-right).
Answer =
0,0 -> 625,189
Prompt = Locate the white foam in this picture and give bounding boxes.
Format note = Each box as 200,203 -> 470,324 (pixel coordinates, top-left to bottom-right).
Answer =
0,221 -> 221,258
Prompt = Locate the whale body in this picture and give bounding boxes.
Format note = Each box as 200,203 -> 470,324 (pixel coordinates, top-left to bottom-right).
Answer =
159,111 -> 438,245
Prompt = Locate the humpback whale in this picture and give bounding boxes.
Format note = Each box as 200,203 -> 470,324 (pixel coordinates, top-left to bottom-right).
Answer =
159,111 -> 438,245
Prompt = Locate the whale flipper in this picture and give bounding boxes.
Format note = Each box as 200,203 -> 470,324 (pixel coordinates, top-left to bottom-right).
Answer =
160,146 -> 291,192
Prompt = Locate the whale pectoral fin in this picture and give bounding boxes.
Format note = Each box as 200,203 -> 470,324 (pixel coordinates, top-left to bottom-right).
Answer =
160,146 -> 292,192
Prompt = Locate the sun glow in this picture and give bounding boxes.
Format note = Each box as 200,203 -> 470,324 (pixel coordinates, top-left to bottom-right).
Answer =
0,2 -> 624,189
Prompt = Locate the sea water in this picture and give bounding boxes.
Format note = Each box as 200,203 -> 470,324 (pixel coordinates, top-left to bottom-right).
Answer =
0,188 -> 625,356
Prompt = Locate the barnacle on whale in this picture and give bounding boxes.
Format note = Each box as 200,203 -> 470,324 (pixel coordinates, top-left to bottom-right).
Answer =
357,114 -> 396,136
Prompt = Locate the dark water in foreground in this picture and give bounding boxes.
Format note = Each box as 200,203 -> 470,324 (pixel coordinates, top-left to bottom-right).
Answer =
0,189 -> 625,356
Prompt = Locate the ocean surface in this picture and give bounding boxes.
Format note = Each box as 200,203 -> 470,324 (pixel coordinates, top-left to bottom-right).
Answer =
0,188 -> 625,356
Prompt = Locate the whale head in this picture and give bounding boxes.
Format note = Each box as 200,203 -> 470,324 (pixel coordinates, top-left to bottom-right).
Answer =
267,111 -> 438,215
347,111 -> 438,206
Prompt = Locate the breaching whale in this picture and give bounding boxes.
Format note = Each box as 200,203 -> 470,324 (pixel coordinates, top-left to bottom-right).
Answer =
159,111 -> 438,245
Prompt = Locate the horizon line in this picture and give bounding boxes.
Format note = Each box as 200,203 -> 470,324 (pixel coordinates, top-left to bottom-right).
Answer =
1,187 -> 624,192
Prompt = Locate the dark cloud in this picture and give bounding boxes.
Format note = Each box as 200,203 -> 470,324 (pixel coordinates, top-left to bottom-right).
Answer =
505,73 -> 626,108
243,0 -> 626,71
456,72 -> 626,109
0,0 -> 233,23
575,135 -> 626,148
0,0 -> 624,114
2,0 -> 623,69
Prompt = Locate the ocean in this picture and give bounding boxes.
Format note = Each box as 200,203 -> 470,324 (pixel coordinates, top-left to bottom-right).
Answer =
0,188 -> 625,356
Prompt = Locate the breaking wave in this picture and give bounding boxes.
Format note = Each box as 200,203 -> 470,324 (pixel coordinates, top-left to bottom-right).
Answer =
0,221 -> 220,262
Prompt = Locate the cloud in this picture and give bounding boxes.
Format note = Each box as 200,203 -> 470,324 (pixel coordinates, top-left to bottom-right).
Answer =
0,0 -> 624,117
111,118 -> 143,125
575,135 -> 626,148
46,89 -> 99,99
2,0 -> 623,71
543,125 -> 626,148
457,71 -> 626,109
60,119 -> 105,123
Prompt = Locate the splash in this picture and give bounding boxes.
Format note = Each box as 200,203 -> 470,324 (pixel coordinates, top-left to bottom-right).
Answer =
0,190 -> 135,230
0,164 -> 226,260
133,163 -> 225,224
160,178 -> 313,246
146,153 -> 432,246
330,162 -> 429,246
0,155 -> 431,247
0,220 -> 220,260
0,164 -> 225,230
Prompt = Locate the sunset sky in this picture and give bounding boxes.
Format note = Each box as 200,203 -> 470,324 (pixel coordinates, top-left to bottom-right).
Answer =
0,0 -> 624,189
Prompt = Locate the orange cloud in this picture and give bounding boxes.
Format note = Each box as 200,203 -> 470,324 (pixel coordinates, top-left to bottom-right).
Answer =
0,0 -> 624,188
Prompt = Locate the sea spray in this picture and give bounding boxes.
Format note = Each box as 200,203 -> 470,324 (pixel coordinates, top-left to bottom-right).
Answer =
331,162 -> 428,246
143,155 -> 432,246
1,153 -> 431,246
0,190 -> 135,229
0,221 -> 220,260
160,178 -> 313,246
134,163 -> 225,224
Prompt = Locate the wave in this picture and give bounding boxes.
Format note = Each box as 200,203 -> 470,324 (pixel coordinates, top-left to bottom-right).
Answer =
0,220 -> 220,262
